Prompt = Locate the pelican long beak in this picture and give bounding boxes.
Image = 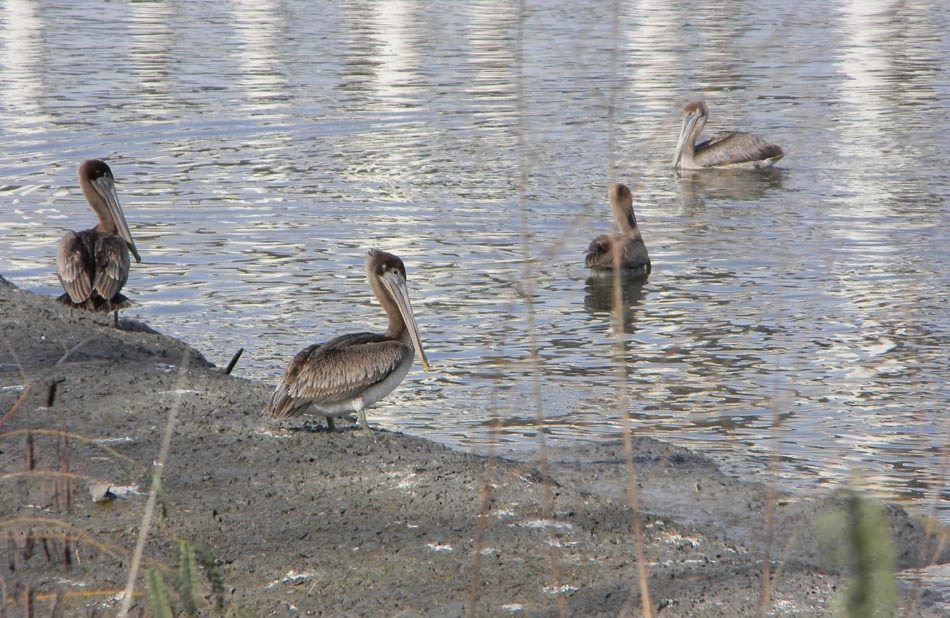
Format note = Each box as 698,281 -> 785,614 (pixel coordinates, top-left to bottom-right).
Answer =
381,270 -> 430,371
672,112 -> 699,169
93,175 -> 141,263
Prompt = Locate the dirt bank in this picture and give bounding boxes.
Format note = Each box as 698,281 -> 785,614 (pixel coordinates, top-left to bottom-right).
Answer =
0,279 -> 946,616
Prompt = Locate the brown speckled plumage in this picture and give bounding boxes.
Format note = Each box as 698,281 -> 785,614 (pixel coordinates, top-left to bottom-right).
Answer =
585,183 -> 651,276
264,334 -> 411,420
673,101 -> 783,170
56,160 -> 141,323
262,249 -> 429,433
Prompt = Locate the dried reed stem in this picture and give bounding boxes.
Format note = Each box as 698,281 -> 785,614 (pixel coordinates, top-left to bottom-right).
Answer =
117,351 -> 191,617
467,418 -> 498,617
756,479 -> 777,617
514,2 -> 563,613
607,1 -> 653,614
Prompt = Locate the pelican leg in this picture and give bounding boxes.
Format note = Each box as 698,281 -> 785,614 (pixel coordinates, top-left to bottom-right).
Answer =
103,299 -> 119,327
326,416 -> 336,432
356,410 -> 372,435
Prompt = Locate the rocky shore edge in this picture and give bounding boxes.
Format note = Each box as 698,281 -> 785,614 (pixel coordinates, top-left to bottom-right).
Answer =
0,279 -> 946,616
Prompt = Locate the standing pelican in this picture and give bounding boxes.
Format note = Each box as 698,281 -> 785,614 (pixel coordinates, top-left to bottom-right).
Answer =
263,249 -> 430,434
585,183 -> 651,276
56,159 -> 141,325
672,101 -> 783,170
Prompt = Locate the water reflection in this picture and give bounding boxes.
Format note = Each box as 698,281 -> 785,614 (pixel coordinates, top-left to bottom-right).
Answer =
340,0 -> 423,105
674,167 -> 786,208
0,0 -> 49,133
583,275 -> 649,334
127,1 -> 174,110
366,0 -> 420,102
817,0 -> 947,500
229,0 -> 290,105
625,0 -> 686,118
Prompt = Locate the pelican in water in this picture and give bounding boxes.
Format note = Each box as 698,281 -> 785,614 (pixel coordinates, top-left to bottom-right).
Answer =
585,183 -> 651,276
263,249 -> 430,434
673,101 -> 783,170
56,159 -> 141,325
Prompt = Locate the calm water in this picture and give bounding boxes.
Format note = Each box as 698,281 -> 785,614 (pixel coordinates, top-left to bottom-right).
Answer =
1,1 -> 947,522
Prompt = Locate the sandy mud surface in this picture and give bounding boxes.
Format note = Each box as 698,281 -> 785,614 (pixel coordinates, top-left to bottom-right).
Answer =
0,279 -> 946,616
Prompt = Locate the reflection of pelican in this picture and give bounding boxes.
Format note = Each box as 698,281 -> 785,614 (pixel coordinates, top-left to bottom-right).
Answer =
673,101 -> 783,170
676,166 -> 786,207
263,249 -> 430,434
584,275 -> 648,333
585,183 -> 651,277
56,160 -> 141,325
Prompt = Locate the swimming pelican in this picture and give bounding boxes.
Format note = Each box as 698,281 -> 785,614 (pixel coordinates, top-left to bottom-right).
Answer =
585,183 -> 651,276
672,101 -> 783,170
56,159 -> 141,325
263,249 -> 430,434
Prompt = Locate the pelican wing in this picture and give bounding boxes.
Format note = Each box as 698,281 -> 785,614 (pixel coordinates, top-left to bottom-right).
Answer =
585,234 -> 650,272
92,234 -> 131,301
264,333 -> 410,420
57,232 -> 93,304
585,235 -> 613,270
694,132 -> 783,167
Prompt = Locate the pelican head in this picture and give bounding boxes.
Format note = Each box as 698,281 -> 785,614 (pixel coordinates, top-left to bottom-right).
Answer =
79,159 -> 141,263
672,101 -> 783,169
609,183 -> 637,233
672,101 -> 708,169
367,249 -> 430,371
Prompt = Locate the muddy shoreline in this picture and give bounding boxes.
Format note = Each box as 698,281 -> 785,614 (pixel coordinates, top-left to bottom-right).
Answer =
0,280 -> 946,616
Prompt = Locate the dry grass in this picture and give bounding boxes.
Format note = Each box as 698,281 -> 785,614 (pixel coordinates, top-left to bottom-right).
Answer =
117,351 -> 191,617
0,337 -> 243,616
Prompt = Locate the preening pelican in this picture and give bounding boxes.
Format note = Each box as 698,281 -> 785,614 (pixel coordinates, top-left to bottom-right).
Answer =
263,249 -> 430,434
56,159 -> 141,325
585,183 -> 651,276
673,101 -> 783,170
